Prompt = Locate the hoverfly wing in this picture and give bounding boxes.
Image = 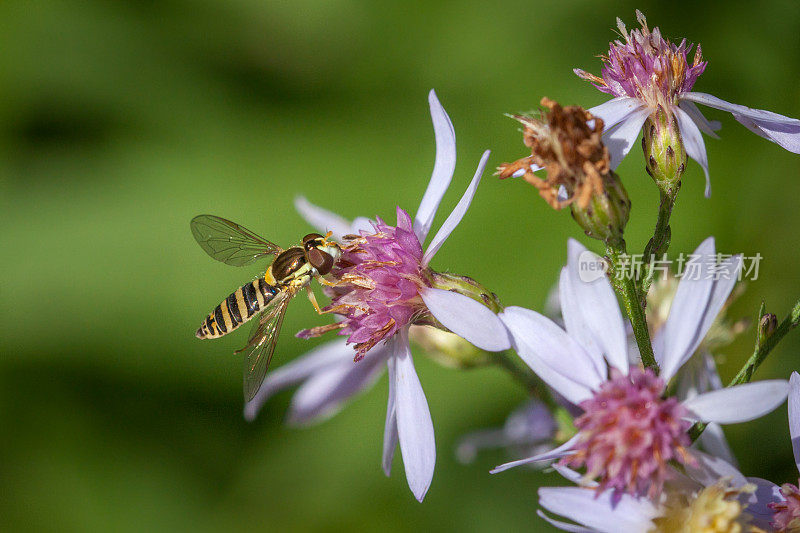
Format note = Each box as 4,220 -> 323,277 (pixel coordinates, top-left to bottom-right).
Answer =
191,215 -> 282,267
238,291 -> 292,402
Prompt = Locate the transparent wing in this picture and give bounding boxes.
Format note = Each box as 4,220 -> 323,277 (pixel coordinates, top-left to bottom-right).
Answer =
191,215 -> 282,267
236,291 -> 292,402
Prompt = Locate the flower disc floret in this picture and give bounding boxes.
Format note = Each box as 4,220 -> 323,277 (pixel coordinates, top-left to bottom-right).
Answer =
769,481 -> 800,532
561,367 -> 694,498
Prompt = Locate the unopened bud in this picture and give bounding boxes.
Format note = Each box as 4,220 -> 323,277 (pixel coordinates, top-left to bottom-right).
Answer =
642,106 -> 687,196
759,313 -> 778,343
570,171 -> 631,242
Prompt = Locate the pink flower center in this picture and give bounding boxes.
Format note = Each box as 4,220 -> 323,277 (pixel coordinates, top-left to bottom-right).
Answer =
310,206 -> 431,360
575,11 -> 706,109
769,481 -> 800,532
560,366 -> 695,499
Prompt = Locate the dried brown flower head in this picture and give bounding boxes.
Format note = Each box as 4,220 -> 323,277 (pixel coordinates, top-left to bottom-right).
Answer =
498,98 -> 611,210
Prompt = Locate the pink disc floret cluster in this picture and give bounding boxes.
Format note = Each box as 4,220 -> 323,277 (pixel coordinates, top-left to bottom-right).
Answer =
577,11 -> 706,108
324,207 -> 431,360
560,367 -> 695,499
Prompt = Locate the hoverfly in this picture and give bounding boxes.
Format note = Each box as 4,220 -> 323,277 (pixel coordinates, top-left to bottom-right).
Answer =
191,215 -> 342,401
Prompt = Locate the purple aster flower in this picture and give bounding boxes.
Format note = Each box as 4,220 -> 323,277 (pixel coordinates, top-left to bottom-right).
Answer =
245,90 -> 505,502
574,10 -> 800,196
482,237 -> 789,500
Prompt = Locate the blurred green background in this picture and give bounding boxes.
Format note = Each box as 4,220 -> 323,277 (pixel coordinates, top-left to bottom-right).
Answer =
2,0 -> 799,531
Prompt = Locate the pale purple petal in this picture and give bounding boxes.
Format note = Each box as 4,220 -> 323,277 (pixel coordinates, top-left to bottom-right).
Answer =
678,100 -> 721,139
588,96 -> 648,131
662,254 -> 743,382
565,239 -> 628,374
538,487 -> 659,533
490,434 -> 580,474
745,477 -> 784,523
422,150 -> 490,266
682,380 -> 789,424
383,345 -> 398,476
674,105 -> 711,197
685,92 -> 800,153
536,511 -> 596,533
499,307 -> 596,405
685,450 -> 747,488
421,288 -> 511,352
243,339 -> 351,421
294,196 -> 353,240
790,371 -> 800,473
602,106 -> 650,169
656,237 -> 716,382
394,329 -> 435,502
414,89 -> 457,242
552,464 -> 598,488
287,345 -> 388,425
697,422 -> 738,468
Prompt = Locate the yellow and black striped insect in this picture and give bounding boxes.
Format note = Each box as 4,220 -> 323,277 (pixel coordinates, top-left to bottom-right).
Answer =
191,215 -> 341,401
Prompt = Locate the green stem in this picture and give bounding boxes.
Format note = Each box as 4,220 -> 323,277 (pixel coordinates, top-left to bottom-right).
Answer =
494,350 -> 559,411
606,239 -> 659,373
641,190 -> 676,297
689,298 -> 800,441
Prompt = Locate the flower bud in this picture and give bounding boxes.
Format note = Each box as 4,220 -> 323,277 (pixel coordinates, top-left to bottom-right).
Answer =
642,106 -> 687,196
570,171 -> 631,242
409,326 -> 490,369
758,313 -> 778,344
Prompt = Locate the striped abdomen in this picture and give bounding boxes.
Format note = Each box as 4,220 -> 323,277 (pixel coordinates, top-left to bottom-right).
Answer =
196,277 -> 279,339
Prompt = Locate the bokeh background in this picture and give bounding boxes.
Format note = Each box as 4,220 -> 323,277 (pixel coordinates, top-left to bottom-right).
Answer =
2,1 -> 799,531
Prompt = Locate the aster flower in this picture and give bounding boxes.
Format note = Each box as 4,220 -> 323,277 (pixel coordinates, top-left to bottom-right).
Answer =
575,10 -> 800,196
481,237 -> 789,500
245,90 -> 507,502
537,450 -> 775,532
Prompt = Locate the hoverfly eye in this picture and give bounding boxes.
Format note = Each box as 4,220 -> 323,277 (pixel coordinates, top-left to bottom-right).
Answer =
307,247 -> 334,275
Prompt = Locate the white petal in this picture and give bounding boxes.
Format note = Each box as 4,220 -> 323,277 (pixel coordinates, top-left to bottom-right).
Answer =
602,106 -> 650,169
287,346 -> 387,425
294,197 -> 353,241
350,216 -> 374,234
536,511 -> 596,533
243,339 -> 351,421
414,89 -> 457,242
490,434 -> 580,474
683,380 -> 789,424
383,346 -> 398,476
684,92 -> 800,153
421,288 -> 511,352
552,464 -> 598,487
674,105 -> 712,197
678,100 -> 721,139
588,97 -> 648,132
656,237 -> 716,382
499,307 -> 597,405
394,330 -> 436,502
565,239 -> 628,374
538,487 -> 659,533
422,150 -> 490,265
789,371 -> 800,473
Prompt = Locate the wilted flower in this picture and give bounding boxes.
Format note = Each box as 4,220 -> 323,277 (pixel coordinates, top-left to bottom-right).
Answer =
246,90 -> 506,502
575,10 -> 800,196
498,98 -> 630,241
487,238 -> 789,500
